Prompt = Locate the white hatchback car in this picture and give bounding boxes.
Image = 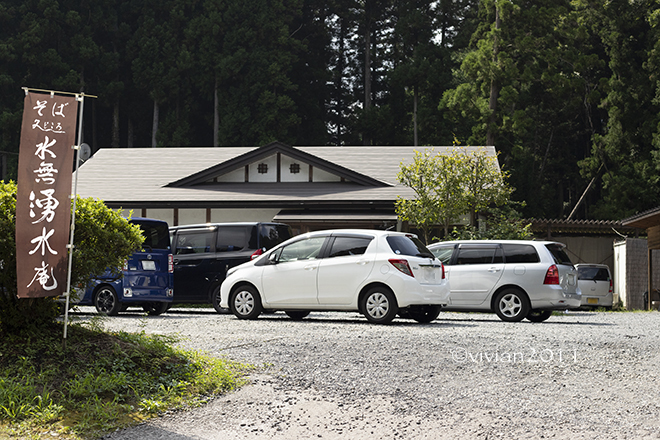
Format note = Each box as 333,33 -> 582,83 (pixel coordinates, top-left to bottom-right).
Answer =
220,229 -> 450,324
576,264 -> 613,309
428,240 -> 582,322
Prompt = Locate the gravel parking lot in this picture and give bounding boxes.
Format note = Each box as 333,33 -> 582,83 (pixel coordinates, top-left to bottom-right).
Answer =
84,307 -> 660,440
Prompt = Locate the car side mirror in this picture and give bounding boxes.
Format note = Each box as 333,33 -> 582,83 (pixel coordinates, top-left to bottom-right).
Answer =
268,252 -> 279,264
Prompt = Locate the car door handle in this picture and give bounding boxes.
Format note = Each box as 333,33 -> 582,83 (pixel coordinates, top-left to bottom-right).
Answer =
488,267 -> 501,273
356,260 -> 369,265
304,265 -> 317,271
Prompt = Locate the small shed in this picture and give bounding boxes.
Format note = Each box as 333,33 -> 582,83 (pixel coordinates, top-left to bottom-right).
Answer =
621,207 -> 660,309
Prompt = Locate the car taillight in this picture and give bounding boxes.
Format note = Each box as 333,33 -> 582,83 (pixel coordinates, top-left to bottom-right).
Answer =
251,248 -> 264,259
389,259 -> 414,277
441,262 -> 446,279
544,264 -> 559,285
609,279 -> 613,294
168,254 -> 174,273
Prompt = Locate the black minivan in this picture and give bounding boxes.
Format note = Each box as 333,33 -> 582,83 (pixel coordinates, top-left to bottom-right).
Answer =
169,222 -> 293,312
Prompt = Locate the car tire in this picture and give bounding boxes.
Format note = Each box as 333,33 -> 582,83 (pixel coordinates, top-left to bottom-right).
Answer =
211,285 -> 229,314
493,288 -> 529,322
94,285 -> 122,316
143,302 -> 169,316
407,306 -> 442,323
526,310 -> 552,322
229,285 -> 262,320
285,310 -> 310,321
361,287 -> 398,324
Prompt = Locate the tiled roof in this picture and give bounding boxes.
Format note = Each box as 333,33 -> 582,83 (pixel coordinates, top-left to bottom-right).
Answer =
73,144 -> 497,209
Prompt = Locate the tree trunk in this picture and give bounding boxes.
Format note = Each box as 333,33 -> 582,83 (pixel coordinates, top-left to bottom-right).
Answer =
413,85 -> 418,147
213,78 -> 219,147
127,119 -> 134,148
112,101 -> 120,148
151,99 -> 159,148
363,1 -> 372,146
486,6 -> 501,146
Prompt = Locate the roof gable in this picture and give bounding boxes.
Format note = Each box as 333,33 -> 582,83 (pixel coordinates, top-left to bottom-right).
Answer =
166,141 -> 389,188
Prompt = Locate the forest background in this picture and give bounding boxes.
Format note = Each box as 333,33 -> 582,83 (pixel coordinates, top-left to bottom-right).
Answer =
1,0 -> 660,221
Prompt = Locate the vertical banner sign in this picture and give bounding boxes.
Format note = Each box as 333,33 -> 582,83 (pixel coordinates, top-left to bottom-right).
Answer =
15,92 -> 78,299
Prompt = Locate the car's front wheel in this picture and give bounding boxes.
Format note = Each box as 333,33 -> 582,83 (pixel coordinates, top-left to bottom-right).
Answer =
493,288 -> 529,322
229,285 -> 262,320
526,310 -> 552,322
94,286 -> 121,316
361,287 -> 398,324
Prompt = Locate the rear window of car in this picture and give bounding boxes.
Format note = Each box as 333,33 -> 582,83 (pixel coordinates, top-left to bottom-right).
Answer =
386,235 -> 434,258
502,244 -> 540,263
216,226 -> 247,252
258,224 -> 293,250
131,219 -> 170,250
578,267 -> 610,281
545,243 -> 573,265
328,236 -> 373,258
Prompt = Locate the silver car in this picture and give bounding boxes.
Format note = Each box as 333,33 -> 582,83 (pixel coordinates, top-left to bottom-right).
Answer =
576,263 -> 613,309
428,240 -> 582,322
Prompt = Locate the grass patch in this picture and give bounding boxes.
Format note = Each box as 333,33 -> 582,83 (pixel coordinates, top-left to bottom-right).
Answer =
0,321 -> 249,439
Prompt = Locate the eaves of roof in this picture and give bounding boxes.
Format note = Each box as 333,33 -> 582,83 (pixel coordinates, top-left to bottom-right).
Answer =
621,207 -> 660,230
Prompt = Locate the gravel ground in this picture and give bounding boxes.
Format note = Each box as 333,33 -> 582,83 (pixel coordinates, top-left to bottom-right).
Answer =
76,307 -> 660,440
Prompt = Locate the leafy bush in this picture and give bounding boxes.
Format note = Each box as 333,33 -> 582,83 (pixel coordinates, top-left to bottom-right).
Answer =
0,181 -> 144,333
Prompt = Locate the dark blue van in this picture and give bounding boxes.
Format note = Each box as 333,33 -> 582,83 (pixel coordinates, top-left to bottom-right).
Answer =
76,217 -> 174,315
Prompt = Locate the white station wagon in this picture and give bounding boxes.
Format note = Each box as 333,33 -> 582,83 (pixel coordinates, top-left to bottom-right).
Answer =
220,229 -> 450,324
428,240 -> 582,322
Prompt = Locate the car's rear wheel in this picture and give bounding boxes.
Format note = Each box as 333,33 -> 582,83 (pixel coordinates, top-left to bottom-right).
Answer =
229,285 -> 262,320
285,310 -> 310,321
526,310 -> 552,322
143,302 -> 169,316
493,288 -> 529,322
407,306 -> 442,323
94,286 -> 121,316
361,287 -> 398,324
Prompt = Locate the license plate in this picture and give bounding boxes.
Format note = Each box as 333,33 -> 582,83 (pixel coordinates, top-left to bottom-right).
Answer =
141,260 -> 156,271
587,297 -> 598,304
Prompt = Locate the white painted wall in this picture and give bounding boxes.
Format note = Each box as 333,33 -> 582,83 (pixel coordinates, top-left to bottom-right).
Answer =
179,209 -> 207,225
248,154 -> 277,182
216,168 -> 244,182
144,209 -> 174,226
280,155 -> 309,182
210,208 -> 280,223
313,167 -> 341,182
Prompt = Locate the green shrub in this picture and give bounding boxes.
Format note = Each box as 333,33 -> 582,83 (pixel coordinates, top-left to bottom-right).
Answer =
0,181 -> 143,333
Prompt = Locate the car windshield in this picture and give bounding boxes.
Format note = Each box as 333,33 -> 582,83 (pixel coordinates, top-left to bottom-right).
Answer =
431,246 -> 454,264
545,243 -> 573,265
386,235 -> 434,258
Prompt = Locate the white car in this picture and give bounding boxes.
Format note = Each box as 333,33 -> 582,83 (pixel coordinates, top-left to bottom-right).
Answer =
576,263 -> 613,309
220,229 -> 450,324
428,240 -> 582,322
